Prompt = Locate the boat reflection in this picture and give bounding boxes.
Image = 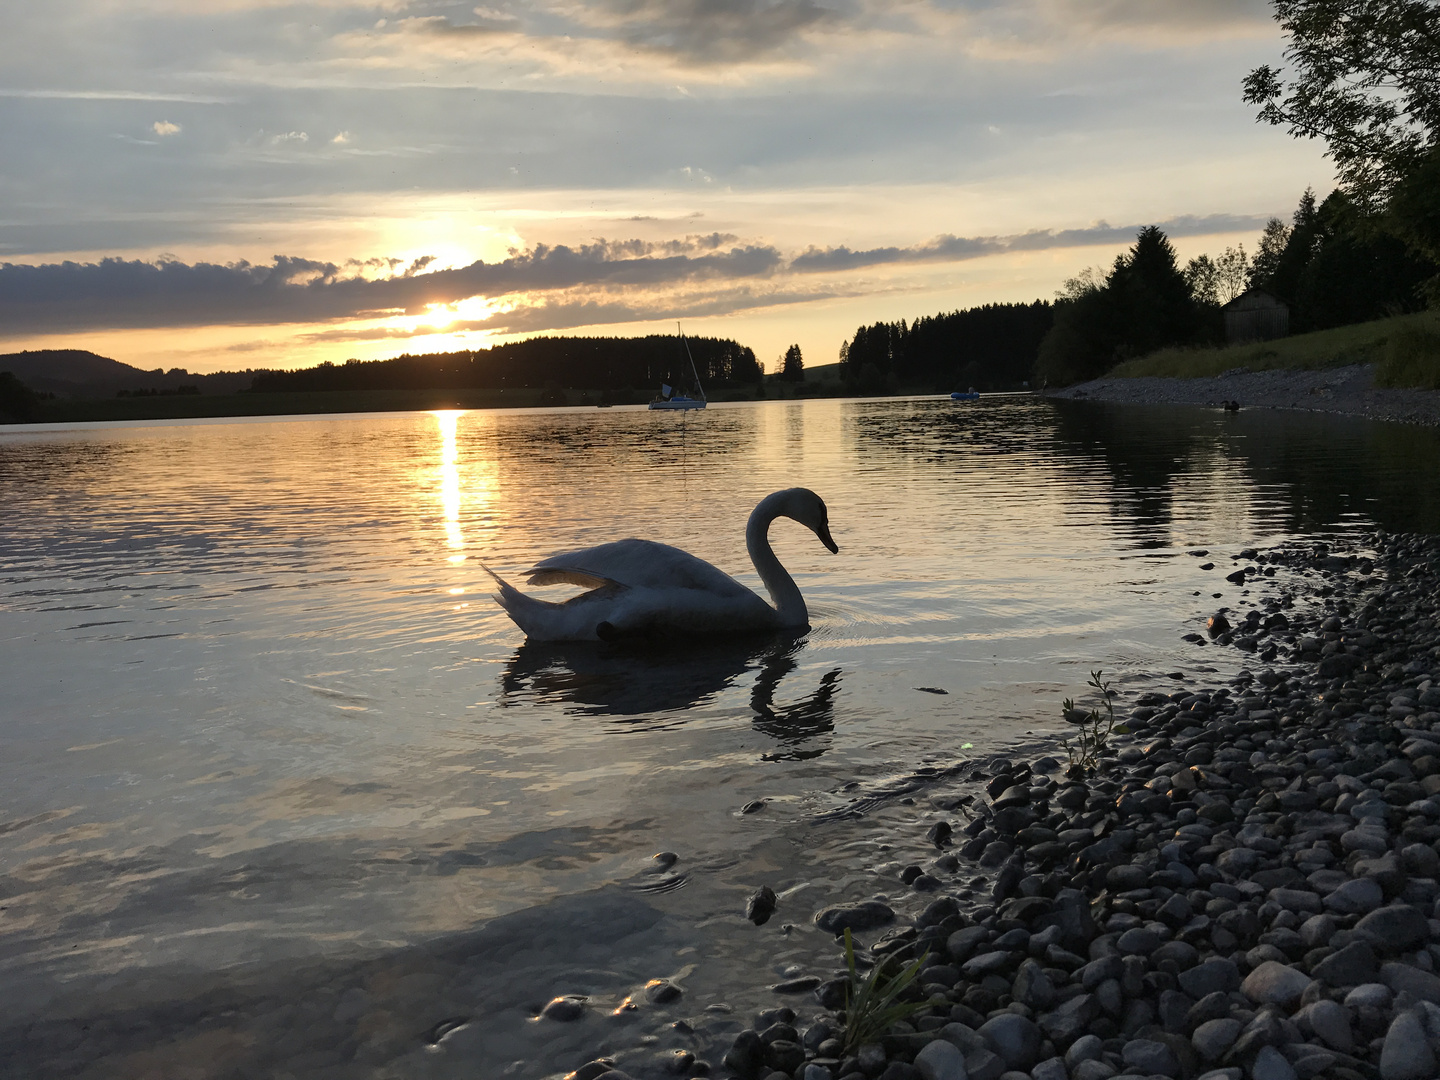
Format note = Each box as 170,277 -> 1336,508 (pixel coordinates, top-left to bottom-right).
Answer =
498,636 -> 842,757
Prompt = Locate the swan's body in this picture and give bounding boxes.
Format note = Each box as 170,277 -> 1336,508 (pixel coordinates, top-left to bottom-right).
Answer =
487,488 -> 837,641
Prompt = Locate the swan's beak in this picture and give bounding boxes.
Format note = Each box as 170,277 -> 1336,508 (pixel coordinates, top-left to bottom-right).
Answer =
818,524 -> 838,554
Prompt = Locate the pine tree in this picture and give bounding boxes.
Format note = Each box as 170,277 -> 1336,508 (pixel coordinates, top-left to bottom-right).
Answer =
781,344 -> 805,382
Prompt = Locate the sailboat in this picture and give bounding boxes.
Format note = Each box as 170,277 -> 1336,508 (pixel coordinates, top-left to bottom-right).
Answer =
649,325 -> 708,411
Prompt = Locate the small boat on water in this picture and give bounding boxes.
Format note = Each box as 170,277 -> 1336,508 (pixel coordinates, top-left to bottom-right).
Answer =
950,388 -> 980,401
649,326 -> 707,411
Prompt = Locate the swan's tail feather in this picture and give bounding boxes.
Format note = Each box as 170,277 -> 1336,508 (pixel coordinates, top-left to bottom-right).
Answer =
483,563 -> 624,641
483,563 -> 562,638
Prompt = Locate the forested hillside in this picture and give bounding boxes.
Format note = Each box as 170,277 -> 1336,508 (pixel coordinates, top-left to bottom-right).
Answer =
251,335 -> 761,394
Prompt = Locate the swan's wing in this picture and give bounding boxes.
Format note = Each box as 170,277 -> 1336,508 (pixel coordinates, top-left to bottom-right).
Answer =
528,539 -> 754,597
524,568 -> 619,590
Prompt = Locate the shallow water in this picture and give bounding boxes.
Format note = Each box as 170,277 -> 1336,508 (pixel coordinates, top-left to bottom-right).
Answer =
2,395 -> 1439,1077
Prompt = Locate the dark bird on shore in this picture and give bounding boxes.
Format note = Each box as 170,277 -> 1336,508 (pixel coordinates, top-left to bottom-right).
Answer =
1222,399 -> 1241,412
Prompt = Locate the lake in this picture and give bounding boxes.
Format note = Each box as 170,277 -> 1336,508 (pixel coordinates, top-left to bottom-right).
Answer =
2,395 -> 1438,1078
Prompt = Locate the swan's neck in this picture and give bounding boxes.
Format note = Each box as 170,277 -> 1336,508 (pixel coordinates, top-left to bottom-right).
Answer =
747,493 -> 807,627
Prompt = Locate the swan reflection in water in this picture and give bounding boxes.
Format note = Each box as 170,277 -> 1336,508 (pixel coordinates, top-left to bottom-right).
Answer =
498,635 -> 841,760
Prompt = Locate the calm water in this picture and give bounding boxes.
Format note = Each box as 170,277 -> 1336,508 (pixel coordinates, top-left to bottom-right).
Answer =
2,396 -> 1439,1078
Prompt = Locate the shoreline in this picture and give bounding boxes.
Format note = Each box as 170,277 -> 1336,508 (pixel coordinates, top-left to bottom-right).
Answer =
1048,365 -> 1440,429
572,530 -> 1440,1080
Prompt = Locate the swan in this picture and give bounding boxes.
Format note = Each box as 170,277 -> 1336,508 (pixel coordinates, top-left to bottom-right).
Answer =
486,487 -> 837,641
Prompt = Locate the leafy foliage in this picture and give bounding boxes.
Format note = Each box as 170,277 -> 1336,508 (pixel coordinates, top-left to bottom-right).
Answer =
1243,0 -> 1440,206
1036,227 -> 1211,386
1250,187 -> 1435,328
840,928 -> 930,1053
1061,671 -> 1127,776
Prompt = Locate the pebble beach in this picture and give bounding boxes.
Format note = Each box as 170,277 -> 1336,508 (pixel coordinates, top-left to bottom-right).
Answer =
1048,365 -> 1440,429
563,530 -> 1440,1080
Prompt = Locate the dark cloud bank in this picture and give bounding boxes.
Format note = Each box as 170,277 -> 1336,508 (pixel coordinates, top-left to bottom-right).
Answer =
0,214 -> 1264,335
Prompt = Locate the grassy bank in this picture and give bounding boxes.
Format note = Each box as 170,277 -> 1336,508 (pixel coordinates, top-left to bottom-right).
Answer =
1109,309 -> 1440,388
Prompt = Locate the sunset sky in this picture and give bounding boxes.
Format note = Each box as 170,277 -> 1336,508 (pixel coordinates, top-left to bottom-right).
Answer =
1,0 -> 1332,375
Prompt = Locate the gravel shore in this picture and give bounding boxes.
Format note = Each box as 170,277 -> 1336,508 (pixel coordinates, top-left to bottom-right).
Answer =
569,530 -> 1440,1080
1048,366 -> 1440,429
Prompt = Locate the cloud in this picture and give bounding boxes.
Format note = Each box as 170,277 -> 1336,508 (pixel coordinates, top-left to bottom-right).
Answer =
0,213 -> 1270,337
0,241 -> 786,334
152,120 -> 181,136
790,213 -> 1269,272
579,0 -> 837,64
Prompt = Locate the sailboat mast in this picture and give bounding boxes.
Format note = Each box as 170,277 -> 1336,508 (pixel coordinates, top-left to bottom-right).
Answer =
678,322 -> 706,402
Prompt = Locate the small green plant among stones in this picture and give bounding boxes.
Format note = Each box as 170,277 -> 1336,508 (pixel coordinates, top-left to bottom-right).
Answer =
1061,670 -> 1129,775
839,928 -> 930,1053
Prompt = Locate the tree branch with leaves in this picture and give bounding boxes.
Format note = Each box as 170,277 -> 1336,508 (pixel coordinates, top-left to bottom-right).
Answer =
1243,0 -> 1440,205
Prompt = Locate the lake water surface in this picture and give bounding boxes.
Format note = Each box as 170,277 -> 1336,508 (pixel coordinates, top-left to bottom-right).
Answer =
3,395 -> 1439,1078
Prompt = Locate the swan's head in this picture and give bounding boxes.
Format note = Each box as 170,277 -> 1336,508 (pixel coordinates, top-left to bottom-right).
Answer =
778,487 -> 837,553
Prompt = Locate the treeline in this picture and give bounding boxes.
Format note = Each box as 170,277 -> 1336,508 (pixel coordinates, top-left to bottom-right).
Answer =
1034,186 -> 1437,386
1248,187 -> 1434,334
249,334 -> 761,394
838,302 -> 1054,393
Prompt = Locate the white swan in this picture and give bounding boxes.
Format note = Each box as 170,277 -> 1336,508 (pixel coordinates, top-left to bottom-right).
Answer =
486,488 -> 837,641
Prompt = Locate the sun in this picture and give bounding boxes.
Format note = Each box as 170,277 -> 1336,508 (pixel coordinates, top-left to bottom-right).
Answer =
423,303 -> 458,330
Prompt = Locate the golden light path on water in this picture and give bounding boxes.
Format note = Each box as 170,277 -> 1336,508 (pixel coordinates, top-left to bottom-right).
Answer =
436,410 -> 466,563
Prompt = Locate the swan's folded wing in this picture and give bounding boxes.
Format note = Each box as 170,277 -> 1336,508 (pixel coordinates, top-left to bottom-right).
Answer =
524,568 -> 621,590
529,538 -> 752,596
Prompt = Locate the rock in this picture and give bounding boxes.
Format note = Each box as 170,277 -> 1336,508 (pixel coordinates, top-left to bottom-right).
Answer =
747,886 -> 778,925
770,975 -> 821,993
765,1040 -> 806,1074
858,1042 -> 888,1074
1382,961 -> 1440,1005
947,926 -> 990,962
1298,998 -> 1353,1052
1012,960 -> 1056,1011
1356,905 -> 1431,953
540,996 -> 586,1021
1072,1062 -> 1116,1080
938,1024 -> 986,1054
1117,927 -> 1161,954
1325,877 -> 1385,915
803,1066 -> 834,1080
815,901 -> 895,935
1179,957 -> 1241,999
1030,1058 -> 1066,1080
1241,961 -> 1312,1009
1191,1018 -> 1241,1062
961,951 -> 1014,978
976,1013 -> 1041,1071
1345,982 -> 1393,1009
1037,993 -> 1099,1044
724,1030 -> 765,1078
645,979 -> 683,1003
963,1047 -> 1005,1080
1251,1044 -> 1298,1080
1311,940 -> 1378,986
1106,864 -> 1148,891
1065,1034 -> 1103,1068
1380,1009 -> 1437,1080
1122,1038 -> 1180,1078
913,1039 -> 967,1080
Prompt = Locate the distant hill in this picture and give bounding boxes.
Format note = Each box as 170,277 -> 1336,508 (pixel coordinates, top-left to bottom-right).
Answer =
0,349 -> 257,398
